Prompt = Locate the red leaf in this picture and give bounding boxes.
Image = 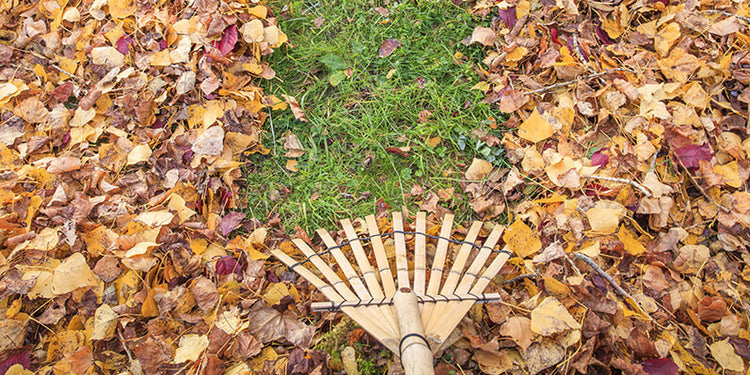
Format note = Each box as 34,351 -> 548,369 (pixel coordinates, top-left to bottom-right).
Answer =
0,351 -> 31,374
591,148 -> 609,167
217,25 -> 238,56
675,143 -> 712,170
550,28 -> 562,46
215,256 -> 241,276
498,7 -> 516,29
385,146 -> 411,157
219,211 -> 245,236
116,35 -> 134,55
642,358 -> 678,375
596,26 -> 614,44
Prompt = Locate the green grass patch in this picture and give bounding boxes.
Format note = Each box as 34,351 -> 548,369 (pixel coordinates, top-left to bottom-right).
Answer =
244,0 -> 506,232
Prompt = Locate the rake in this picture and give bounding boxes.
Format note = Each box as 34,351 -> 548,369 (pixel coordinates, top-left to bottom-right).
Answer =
271,212 -> 511,374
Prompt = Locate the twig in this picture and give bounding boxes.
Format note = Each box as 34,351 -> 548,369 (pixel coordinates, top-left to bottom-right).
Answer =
581,175 -> 652,197
524,68 -> 635,95
704,9 -> 750,24
503,273 -> 540,285
669,149 -> 731,213
572,252 -> 654,321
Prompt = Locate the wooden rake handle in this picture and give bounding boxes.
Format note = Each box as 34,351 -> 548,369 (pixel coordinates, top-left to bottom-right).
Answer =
393,287 -> 435,375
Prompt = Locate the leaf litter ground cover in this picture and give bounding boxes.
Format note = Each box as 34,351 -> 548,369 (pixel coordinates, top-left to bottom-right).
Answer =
0,0 -> 749,374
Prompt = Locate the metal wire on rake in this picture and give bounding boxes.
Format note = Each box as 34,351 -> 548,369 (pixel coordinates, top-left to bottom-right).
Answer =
271,212 -> 512,375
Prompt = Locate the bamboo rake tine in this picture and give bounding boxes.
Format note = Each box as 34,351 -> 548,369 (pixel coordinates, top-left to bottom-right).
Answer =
365,215 -> 396,297
425,220 -> 483,332
414,212 -> 427,296
270,249 -> 344,303
341,218 -> 400,335
454,224 -> 504,294
315,229 -> 373,300
272,248 -> 395,346
439,220 -> 483,295
430,248 -> 512,345
316,229 -> 400,339
341,218 -> 385,299
291,239 -> 357,300
426,225 -> 504,338
392,211 -> 410,290
422,213 -> 454,328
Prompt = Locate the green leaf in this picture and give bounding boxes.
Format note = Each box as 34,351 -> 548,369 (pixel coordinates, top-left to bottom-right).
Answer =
329,71 -> 347,86
319,54 -> 347,71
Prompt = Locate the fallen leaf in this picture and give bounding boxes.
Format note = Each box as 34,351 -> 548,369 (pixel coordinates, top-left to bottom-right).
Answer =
282,95 -> 307,122
469,26 -> 496,47
708,339 -> 745,372
586,200 -> 626,234
192,126 -> 225,156
518,109 -> 554,143
174,334 -> 209,363
51,253 -> 101,295
530,297 -> 581,336
378,39 -> 400,58
709,16 -> 741,36
465,158 -> 493,180
503,219 -> 542,258
500,316 -> 533,352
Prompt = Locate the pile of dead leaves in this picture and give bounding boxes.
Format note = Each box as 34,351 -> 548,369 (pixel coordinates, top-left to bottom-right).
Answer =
0,0 -> 332,373
404,0 -> 750,373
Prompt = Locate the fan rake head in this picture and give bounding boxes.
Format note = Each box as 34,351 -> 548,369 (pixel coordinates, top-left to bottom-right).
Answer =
271,212 -> 511,374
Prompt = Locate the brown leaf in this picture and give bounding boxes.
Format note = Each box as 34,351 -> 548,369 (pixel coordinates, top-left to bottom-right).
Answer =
245,301 -> 314,348
378,38 -> 400,58
469,26 -> 496,46
709,16 -> 741,36
282,94 -> 307,122
190,276 -> 219,311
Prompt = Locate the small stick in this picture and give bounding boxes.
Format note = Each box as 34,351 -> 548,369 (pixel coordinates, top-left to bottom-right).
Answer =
581,175 -> 652,197
704,9 -> 750,24
524,68 -> 635,95
502,273 -> 540,285
572,252 -> 653,321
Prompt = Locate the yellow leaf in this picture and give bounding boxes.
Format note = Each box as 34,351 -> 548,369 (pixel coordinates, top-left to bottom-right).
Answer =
518,109 -> 554,143
263,283 -> 290,306
134,210 -> 174,227
81,226 -> 118,257
150,50 -> 172,66
108,0 -> 136,19
286,159 -> 298,172
190,238 -> 208,255
654,22 -> 681,57
168,194 -> 196,224
682,82 -> 708,109
585,200 -> 626,234
126,144 -> 152,165
708,339 -> 745,372
503,219 -> 542,258
90,304 -> 118,340
174,334 -> 209,363
248,5 -> 267,19
714,161 -> 741,188
530,297 -> 581,336
505,46 -> 527,64
124,242 -> 158,258
242,19 -> 265,43
617,225 -> 647,255
52,253 -> 101,295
